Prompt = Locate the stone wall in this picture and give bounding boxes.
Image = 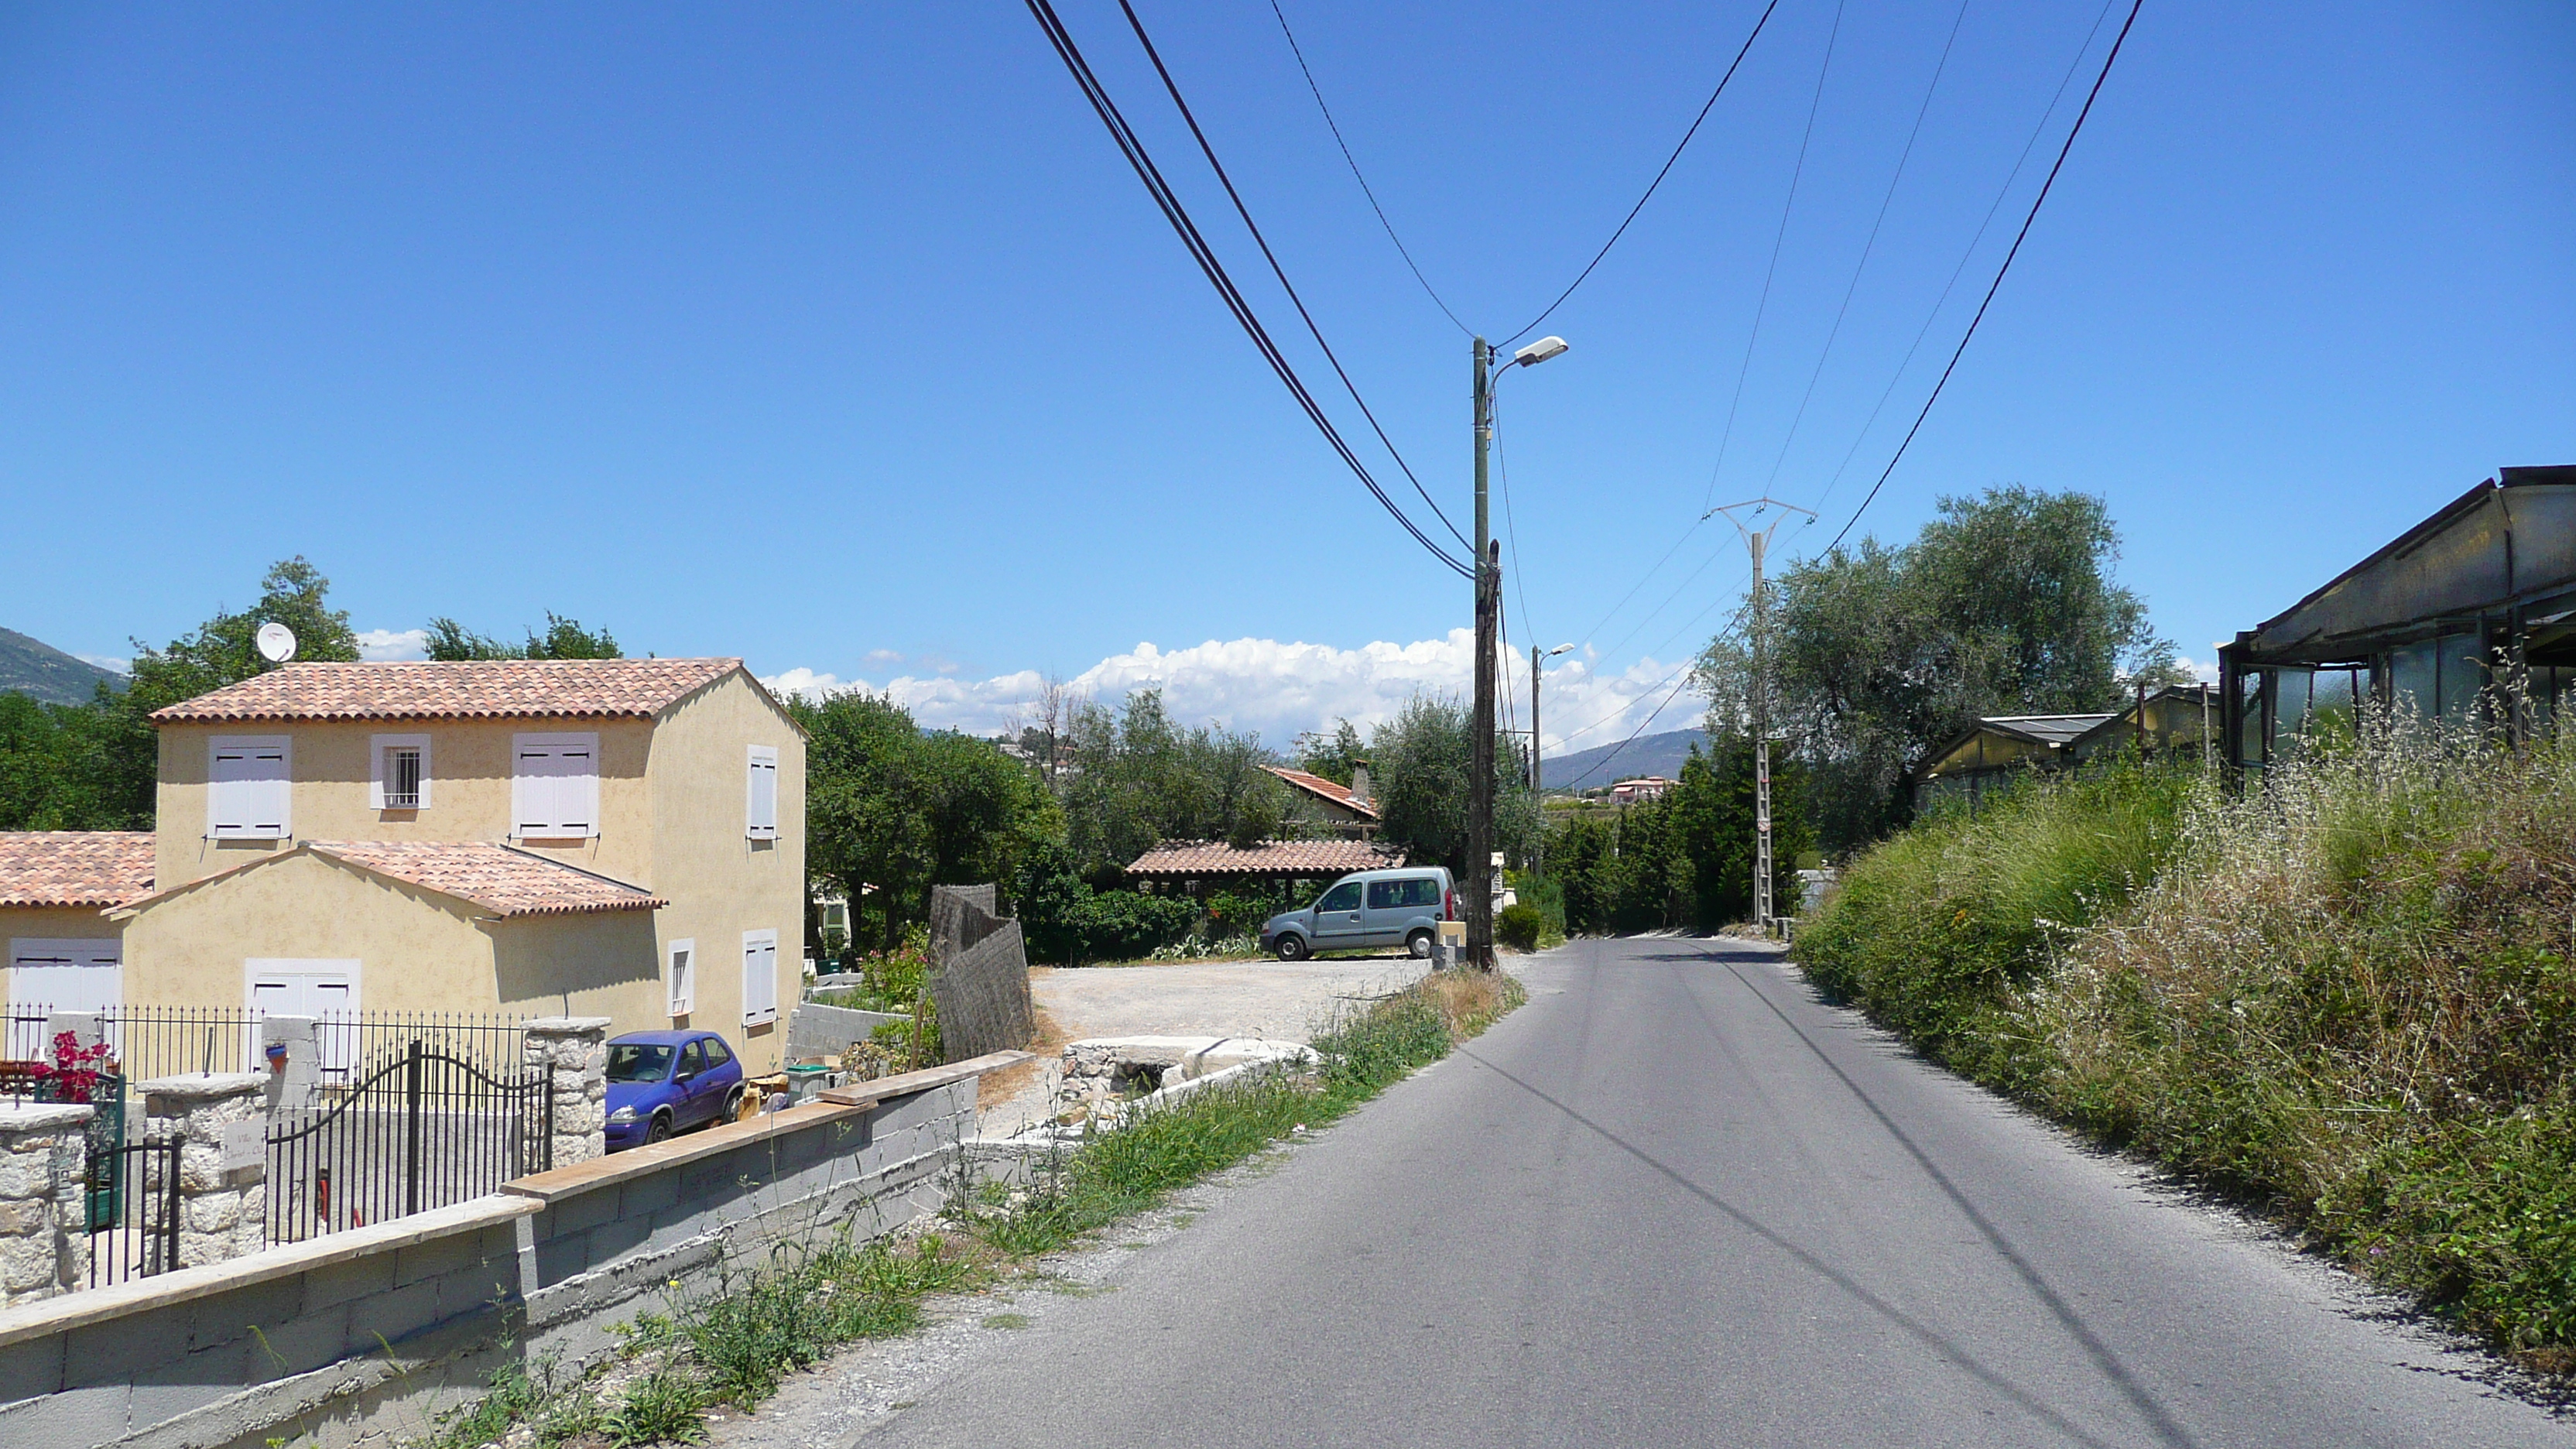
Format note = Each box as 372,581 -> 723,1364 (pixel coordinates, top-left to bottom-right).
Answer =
0,1104 -> 89,1309
0,1074 -> 985,1449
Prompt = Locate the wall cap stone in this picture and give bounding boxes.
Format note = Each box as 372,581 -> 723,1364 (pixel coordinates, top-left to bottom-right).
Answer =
0,1102 -> 94,1133
137,1072 -> 269,1100
526,1017 -> 613,1035
0,1192 -> 540,1351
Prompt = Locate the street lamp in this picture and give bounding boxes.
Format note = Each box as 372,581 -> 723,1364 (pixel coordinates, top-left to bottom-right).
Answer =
1468,334 -> 1568,970
1530,642 -> 1575,791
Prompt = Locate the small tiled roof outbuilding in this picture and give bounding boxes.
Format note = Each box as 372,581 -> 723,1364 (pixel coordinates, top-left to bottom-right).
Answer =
147,659 -> 747,724
0,831 -> 156,907
1125,839 -> 1401,880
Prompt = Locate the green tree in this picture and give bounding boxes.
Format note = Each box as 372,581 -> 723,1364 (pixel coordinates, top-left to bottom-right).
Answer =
1366,693 -> 1540,876
1291,719 -> 1366,786
1057,690 -> 1288,872
2,557 -> 364,830
1698,487 -> 2177,852
426,613 -> 622,660
793,688 -> 1054,957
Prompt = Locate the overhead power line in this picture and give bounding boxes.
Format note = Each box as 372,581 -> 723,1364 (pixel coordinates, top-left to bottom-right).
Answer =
1501,0 -> 1786,347
1022,0 -> 1471,577
1266,0 -> 1473,337
1704,0 -> 1848,512
1820,0 -> 2146,556
1115,0 -> 1471,554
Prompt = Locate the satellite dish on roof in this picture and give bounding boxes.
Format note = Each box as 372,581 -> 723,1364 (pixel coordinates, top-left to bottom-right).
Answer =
255,622 -> 297,663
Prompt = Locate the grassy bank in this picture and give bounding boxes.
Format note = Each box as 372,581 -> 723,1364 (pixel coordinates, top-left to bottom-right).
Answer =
1797,733 -> 2576,1374
412,968 -> 1524,1447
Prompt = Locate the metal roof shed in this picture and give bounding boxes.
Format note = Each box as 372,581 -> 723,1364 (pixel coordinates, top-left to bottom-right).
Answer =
2219,466 -> 2576,772
1907,714 -> 2115,814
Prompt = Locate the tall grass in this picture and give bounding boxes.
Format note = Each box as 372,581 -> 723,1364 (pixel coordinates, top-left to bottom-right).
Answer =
1797,726 -> 2576,1373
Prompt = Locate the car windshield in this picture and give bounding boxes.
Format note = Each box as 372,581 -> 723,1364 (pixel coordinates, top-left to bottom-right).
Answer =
607,1043 -> 674,1083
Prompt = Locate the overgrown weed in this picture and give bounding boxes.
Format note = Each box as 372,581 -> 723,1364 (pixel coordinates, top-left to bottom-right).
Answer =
1797,717 -> 2576,1374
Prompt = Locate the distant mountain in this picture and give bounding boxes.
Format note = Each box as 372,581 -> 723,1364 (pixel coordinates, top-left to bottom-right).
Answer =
1,627 -> 125,705
1542,727 -> 1708,793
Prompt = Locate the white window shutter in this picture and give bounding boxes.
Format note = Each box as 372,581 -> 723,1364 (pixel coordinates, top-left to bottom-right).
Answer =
513,744 -> 554,836
209,738 -> 290,839
667,939 -> 695,1016
742,930 -> 779,1026
561,742 -> 597,835
746,745 -> 779,840
512,734 -> 598,838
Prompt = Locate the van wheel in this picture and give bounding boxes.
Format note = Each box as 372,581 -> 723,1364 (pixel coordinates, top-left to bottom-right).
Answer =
1276,933 -> 1310,962
1407,929 -> 1435,960
723,1085 -> 747,1123
646,1112 -> 673,1145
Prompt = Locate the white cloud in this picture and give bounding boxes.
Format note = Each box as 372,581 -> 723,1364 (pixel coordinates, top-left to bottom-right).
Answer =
74,653 -> 131,677
760,632 -> 1703,754
2174,655 -> 2221,684
863,649 -> 904,664
358,628 -> 430,662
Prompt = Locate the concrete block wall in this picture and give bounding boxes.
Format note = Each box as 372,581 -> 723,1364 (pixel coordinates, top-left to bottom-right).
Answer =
0,1077 -> 979,1449
786,999 -> 909,1060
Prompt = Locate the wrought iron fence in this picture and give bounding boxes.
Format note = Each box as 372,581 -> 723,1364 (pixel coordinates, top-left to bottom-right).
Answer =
265,1039 -> 553,1243
85,1135 -> 181,1289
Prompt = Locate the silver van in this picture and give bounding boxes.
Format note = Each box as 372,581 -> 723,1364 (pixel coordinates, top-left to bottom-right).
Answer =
1261,866 -> 1456,961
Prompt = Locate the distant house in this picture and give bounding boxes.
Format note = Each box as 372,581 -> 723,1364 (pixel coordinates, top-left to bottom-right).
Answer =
1264,763 -> 1380,839
2221,465 -> 2576,772
1908,688 -> 2231,813
0,657 -> 821,1072
1610,776 -> 1677,804
2,831 -> 154,1024
1907,715 -> 2114,813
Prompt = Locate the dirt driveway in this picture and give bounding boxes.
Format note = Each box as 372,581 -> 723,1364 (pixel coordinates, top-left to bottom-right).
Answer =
974,954 -> 1432,1137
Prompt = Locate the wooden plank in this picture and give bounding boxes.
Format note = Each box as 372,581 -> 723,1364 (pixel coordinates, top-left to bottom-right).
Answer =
816,1049 -> 1034,1108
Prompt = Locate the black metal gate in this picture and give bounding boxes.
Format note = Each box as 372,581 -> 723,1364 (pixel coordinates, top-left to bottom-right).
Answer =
86,1136 -> 181,1288
265,1039 -> 553,1243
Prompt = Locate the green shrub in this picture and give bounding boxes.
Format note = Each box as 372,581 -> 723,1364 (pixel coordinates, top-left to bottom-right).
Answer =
1495,902 -> 1544,952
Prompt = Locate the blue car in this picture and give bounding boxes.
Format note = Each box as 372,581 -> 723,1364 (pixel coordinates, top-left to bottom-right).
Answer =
604,1030 -> 747,1150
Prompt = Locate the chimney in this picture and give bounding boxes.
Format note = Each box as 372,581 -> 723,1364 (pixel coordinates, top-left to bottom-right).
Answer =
1349,760 -> 1372,807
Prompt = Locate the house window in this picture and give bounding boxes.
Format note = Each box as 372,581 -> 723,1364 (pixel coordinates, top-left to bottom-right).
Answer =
209,736 -> 292,840
512,732 -> 599,840
370,733 -> 432,811
667,938 -> 696,1017
745,745 -> 779,840
742,929 -> 779,1027
9,938 -> 122,1017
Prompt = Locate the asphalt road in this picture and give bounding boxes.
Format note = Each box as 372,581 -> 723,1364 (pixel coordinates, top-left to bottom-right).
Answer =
861,935 -> 2574,1447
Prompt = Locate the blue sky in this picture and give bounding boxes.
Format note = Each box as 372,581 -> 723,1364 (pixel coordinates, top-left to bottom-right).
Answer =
2,2 -> 2568,751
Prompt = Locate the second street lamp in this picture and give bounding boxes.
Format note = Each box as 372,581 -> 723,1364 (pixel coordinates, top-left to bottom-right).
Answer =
1468,334 -> 1567,970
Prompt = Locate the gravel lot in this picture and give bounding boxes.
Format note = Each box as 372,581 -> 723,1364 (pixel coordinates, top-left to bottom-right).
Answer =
972,954 -> 1432,1136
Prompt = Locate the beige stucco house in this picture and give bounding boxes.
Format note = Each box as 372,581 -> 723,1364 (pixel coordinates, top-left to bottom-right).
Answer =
2,831 -> 155,1026
101,658 -> 807,1071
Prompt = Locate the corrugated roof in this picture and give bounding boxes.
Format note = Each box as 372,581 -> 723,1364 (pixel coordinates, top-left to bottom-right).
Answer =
0,832 -> 155,908
148,659 -> 742,724
1981,714 -> 2118,746
1263,766 -> 1380,820
308,841 -> 666,916
1125,839 -> 1402,878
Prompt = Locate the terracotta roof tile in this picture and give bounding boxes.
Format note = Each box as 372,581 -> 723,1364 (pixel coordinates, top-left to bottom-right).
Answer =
0,832 -> 155,908
149,659 -> 742,724
1262,766 -> 1381,820
1125,839 -> 1402,878
307,841 -> 666,917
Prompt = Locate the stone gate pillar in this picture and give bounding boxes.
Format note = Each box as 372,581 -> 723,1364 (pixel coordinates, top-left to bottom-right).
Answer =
0,1101 -> 91,1307
141,1073 -> 269,1269
522,1018 -> 610,1169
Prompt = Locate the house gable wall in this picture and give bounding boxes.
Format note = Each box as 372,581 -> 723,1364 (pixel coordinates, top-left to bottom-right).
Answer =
121,851 -> 498,1015
641,672 -> 805,1072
